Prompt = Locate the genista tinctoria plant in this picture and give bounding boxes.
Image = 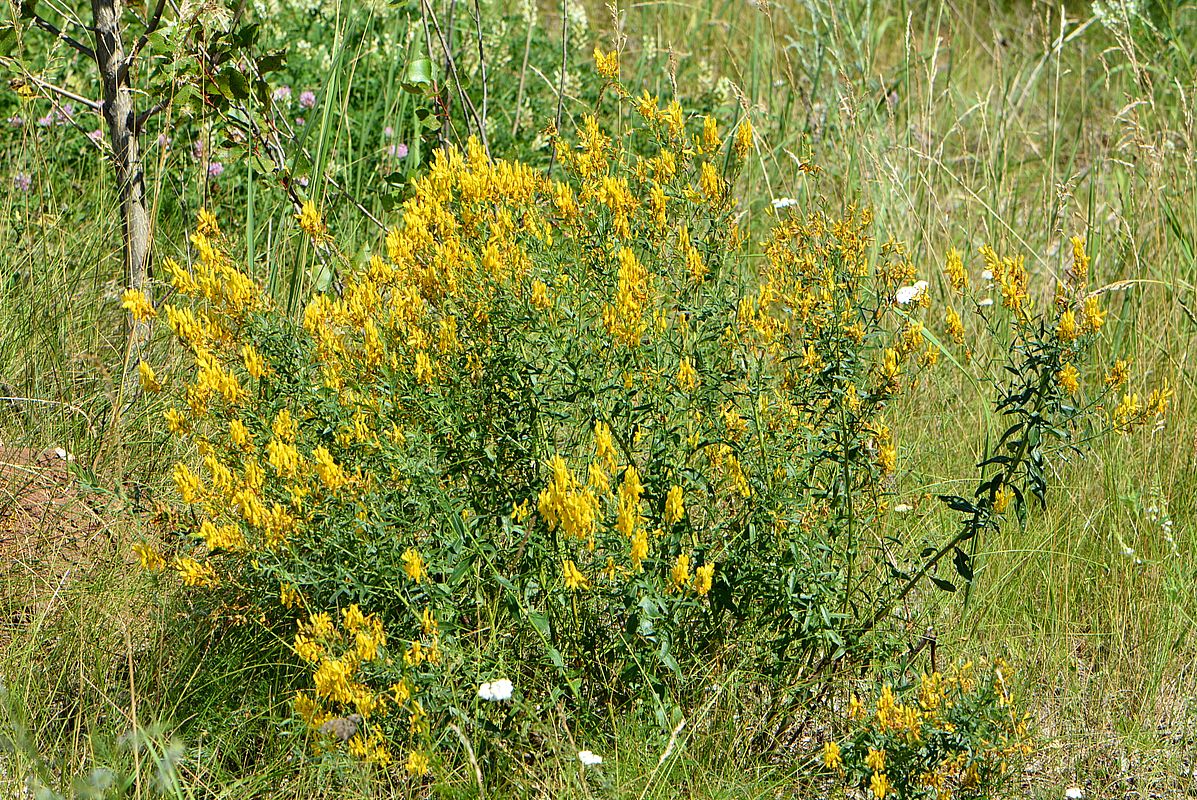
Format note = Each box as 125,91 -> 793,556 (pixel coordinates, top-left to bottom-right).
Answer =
129,48 -> 1167,787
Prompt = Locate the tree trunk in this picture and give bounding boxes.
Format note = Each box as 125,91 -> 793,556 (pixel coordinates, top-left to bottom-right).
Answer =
91,0 -> 151,390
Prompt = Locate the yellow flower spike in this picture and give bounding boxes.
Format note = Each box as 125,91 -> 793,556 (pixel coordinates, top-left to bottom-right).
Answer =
342,604 -> 366,632
594,421 -> 618,472
699,161 -> 722,202
676,357 -> 698,393
593,45 -> 619,81
945,246 -> 968,291
530,279 -> 552,310
196,207 -> 221,237
173,556 -> 219,588
414,351 -> 434,385
312,446 -> 349,491
280,583 -> 300,609
822,740 -> 842,770
1082,295 -> 1106,332
634,90 -> 660,123
121,289 -> 156,322
945,307 -> 965,343
866,747 -> 886,772
693,563 -> 714,595
172,462 -> 204,504
700,115 -> 720,153
402,548 -> 427,583
1057,363 -> 1080,395
669,552 -> 690,591
869,771 -> 891,798
137,361 -> 162,393
664,485 -> 685,524
297,200 -> 332,245
1056,309 -> 1080,342
629,529 -> 649,571
562,559 -> 590,590
405,750 -> 430,777
734,116 -> 754,159
272,409 -> 299,442
1070,235 -> 1090,285
132,542 -> 165,571
242,344 -> 267,380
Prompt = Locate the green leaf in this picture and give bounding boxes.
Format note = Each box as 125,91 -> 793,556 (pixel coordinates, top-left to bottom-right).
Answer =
214,66 -> 250,101
403,57 -> 435,91
527,609 -> 550,639
257,50 -> 287,74
930,576 -> 957,593
953,546 -> 974,581
0,24 -> 18,57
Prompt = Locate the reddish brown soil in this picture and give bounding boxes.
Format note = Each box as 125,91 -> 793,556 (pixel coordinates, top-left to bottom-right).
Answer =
0,445 -> 112,588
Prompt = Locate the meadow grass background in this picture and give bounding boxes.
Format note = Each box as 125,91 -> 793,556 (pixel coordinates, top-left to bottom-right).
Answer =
1,0 -> 1196,796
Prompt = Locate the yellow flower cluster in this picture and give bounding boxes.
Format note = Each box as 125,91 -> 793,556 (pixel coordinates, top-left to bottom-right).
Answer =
538,455 -> 599,541
828,661 -> 1032,799
291,603 -> 439,774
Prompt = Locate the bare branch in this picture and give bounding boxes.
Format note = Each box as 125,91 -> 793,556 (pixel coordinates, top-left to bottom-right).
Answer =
469,0 -> 489,155
134,99 -> 167,132
547,0 -> 567,175
28,10 -> 96,59
23,73 -> 103,111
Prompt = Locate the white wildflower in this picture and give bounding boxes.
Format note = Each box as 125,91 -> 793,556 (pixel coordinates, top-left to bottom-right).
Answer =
771,197 -> 799,210
1065,788 -> 1084,800
895,280 -> 929,305
478,678 -> 513,702
578,750 -> 603,765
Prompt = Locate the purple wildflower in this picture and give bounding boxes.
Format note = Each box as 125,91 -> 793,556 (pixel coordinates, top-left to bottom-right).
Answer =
13,173 -> 32,192
388,143 -> 409,159
6,115 -> 23,127
208,162 -> 224,178
299,90 -> 316,109
383,126 -> 394,138
87,129 -> 104,144
273,85 -> 292,103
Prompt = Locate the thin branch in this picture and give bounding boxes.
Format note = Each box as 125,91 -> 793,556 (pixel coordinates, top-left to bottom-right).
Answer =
420,0 -> 486,146
469,0 -> 489,155
240,59 -> 388,233
510,16 -> 534,136
28,10 -> 96,59
128,0 -> 169,66
547,0 -> 567,175
134,100 -> 168,132
24,74 -> 103,111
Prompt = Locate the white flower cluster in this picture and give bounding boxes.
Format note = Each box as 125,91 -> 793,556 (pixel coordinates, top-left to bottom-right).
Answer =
477,678 -> 513,702
578,750 -> 603,765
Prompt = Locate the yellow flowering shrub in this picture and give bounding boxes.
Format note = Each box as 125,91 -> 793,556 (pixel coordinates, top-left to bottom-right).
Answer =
136,58 -> 1163,782
823,660 -> 1032,799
